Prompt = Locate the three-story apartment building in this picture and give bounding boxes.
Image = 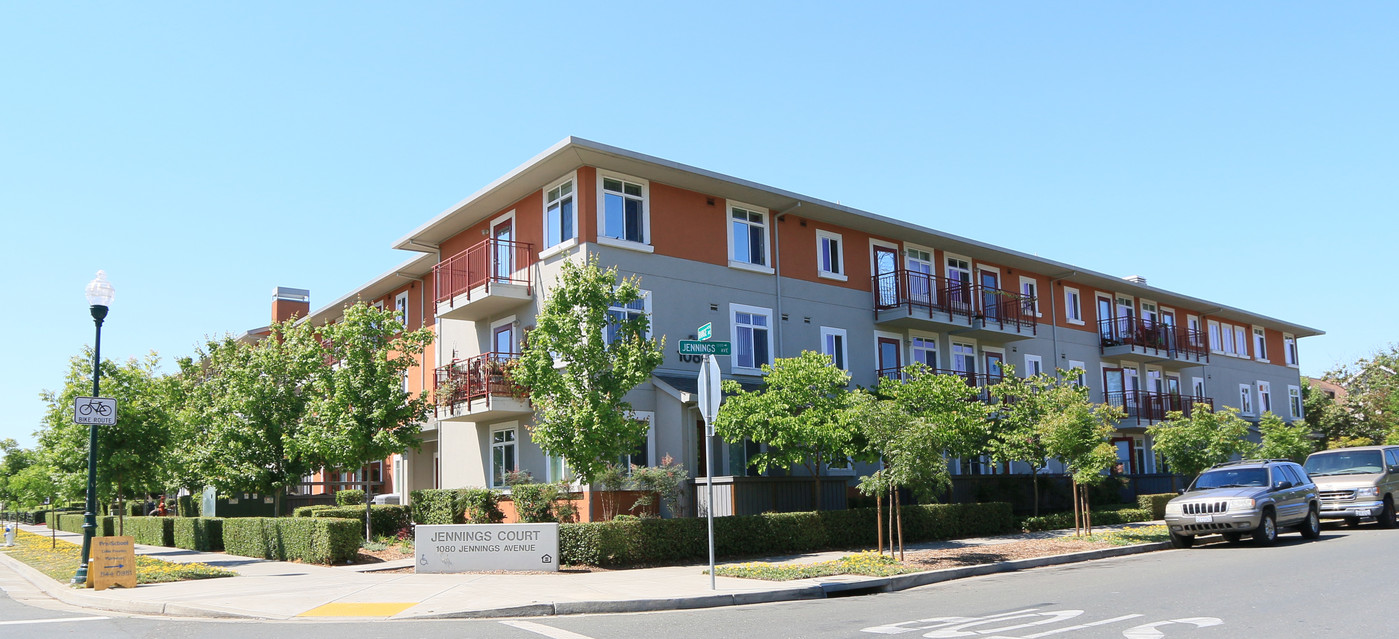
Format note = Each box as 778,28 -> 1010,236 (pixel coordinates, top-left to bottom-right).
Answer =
300,137 -> 1320,504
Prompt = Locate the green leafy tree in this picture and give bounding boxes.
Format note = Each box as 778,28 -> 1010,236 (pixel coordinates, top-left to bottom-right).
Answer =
0,438 -> 36,505
1324,348 -> 1399,445
513,256 -> 665,484
1302,380 -> 1362,449
1254,412 -> 1315,462
1148,405 -> 1254,483
846,389 -> 941,558
987,367 -> 1089,517
7,464 -> 58,509
879,364 -> 992,468
36,350 -> 173,525
1039,381 -> 1122,535
713,351 -> 857,510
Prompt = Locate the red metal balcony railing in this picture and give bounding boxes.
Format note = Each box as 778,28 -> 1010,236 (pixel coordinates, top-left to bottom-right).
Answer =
1098,318 -> 1209,363
1103,390 -> 1213,425
433,351 -> 527,414
872,269 -> 1036,335
875,366 -> 1000,402
433,238 -> 534,307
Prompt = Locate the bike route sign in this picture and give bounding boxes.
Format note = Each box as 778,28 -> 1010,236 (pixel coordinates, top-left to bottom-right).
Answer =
73,396 -> 117,425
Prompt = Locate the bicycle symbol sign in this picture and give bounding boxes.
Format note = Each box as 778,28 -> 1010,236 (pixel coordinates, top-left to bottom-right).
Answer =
73,396 -> 118,425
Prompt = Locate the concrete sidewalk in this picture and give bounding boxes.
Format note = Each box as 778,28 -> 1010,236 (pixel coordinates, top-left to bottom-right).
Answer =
0,521 -> 1169,620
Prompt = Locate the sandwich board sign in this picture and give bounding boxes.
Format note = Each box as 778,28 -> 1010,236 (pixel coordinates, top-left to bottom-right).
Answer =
92,535 -> 137,591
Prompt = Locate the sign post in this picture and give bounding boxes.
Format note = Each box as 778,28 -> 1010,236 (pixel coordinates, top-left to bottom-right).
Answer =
697,353 -> 723,590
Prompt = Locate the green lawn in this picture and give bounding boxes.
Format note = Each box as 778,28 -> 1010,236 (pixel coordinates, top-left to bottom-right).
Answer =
0,530 -> 235,585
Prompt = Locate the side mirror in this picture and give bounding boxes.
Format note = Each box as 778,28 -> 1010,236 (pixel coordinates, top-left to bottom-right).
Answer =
1274,481 -> 1293,491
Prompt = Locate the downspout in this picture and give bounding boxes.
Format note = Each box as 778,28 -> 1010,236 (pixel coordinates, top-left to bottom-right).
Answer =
772,202 -> 802,356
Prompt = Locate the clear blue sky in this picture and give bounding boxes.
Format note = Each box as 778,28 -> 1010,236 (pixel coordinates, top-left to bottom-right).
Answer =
3,3 -> 1395,448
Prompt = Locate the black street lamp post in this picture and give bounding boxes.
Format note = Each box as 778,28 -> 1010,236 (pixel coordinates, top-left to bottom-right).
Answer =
73,271 -> 113,586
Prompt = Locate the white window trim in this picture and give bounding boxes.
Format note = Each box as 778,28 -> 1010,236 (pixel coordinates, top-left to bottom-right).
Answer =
950,339 -> 978,374
1288,385 -> 1303,420
1067,360 -> 1087,386
1239,384 -> 1255,416
1192,376 -> 1205,397
606,290 -> 653,341
489,422 -> 519,490
394,291 -> 409,328
596,171 -> 652,250
909,329 -> 939,368
819,326 -> 849,371
1257,381 -> 1273,415
621,411 -> 657,471
1019,275 -> 1041,317
1283,333 -> 1299,367
944,252 -> 974,281
815,229 -> 847,281
542,171 -> 580,252
1064,286 -> 1084,325
1208,320 -> 1225,354
725,200 -> 774,274
1023,354 -> 1044,377
730,303 -> 774,375
875,329 -> 906,374
1252,326 -> 1269,363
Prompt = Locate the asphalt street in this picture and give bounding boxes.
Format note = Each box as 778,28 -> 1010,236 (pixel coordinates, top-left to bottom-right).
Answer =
1,523 -> 1389,638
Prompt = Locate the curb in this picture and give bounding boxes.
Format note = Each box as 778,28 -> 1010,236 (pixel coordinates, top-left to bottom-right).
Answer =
2,539 -> 1174,621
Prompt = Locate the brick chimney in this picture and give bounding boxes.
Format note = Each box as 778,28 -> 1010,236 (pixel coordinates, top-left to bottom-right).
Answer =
271,287 -> 310,324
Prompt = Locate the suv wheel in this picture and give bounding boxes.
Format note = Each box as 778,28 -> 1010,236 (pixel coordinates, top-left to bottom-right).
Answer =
1253,510 -> 1278,545
1379,498 -> 1397,529
1169,531 -> 1194,549
1299,506 -> 1321,540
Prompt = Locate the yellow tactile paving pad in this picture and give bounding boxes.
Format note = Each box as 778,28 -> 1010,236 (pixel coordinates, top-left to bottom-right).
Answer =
297,602 -> 418,617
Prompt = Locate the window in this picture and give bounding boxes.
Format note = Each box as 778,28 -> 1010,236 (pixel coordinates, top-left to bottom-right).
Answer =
1024,354 -> 1043,377
618,411 -> 655,471
1253,327 -> 1268,361
599,174 -> 648,246
490,426 -> 517,489
1187,315 -> 1202,346
1257,381 -> 1272,414
606,290 -> 652,344
548,456 -> 573,483
1019,276 -> 1039,316
728,204 -> 769,268
544,177 -> 576,249
728,438 -> 763,476
1067,360 -> 1086,386
1192,377 -> 1205,397
951,342 -> 976,374
1208,321 -> 1223,352
820,327 -> 848,370
1064,287 -> 1082,324
816,230 -> 845,279
911,336 -> 937,368
1239,384 -> 1254,416
1284,334 -> 1298,366
731,304 -> 773,372
394,291 -> 409,329
1234,326 -> 1249,357
1288,385 -> 1303,420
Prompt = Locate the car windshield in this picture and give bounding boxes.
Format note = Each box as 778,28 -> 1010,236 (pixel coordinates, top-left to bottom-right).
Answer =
1304,451 -> 1384,476
1191,468 -> 1269,490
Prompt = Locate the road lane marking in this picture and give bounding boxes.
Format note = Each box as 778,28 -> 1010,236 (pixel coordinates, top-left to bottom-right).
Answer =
0,616 -> 109,626
500,619 -> 598,639
1022,614 -> 1144,638
1122,617 -> 1223,639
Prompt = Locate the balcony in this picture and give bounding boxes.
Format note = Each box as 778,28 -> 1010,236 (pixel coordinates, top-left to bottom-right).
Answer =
1098,318 -> 1208,368
876,366 -> 1001,403
433,238 -> 534,322
872,270 -> 1037,341
434,352 -> 530,422
1103,390 -> 1213,426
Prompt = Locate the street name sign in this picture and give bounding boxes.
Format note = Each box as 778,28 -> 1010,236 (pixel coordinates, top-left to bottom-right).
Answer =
697,322 -> 713,341
679,340 -> 731,356
73,396 -> 117,425
92,535 -> 136,591
416,523 -> 559,573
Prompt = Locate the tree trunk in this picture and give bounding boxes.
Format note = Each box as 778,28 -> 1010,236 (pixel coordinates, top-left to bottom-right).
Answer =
875,490 -> 883,557
1071,481 -> 1081,536
1083,487 -> 1092,535
895,487 -> 904,561
364,477 -> 373,542
812,459 -> 824,512
1031,467 -> 1040,517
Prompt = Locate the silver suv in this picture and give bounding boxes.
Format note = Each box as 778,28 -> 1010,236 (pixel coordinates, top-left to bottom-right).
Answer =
1303,445 -> 1399,528
1164,459 -> 1321,548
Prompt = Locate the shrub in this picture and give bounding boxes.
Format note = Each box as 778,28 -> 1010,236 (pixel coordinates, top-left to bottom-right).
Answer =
411,488 -> 505,525
292,505 -> 337,518
509,482 -> 574,523
1138,493 -> 1174,520
1018,505 -> 1155,532
335,490 -> 365,506
222,517 -> 361,563
629,456 -> 688,517
311,505 -> 412,536
559,502 -> 1016,567
124,517 -> 175,546
173,517 -> 223,551
57,514 -> 115,537
459,488 -> 505,524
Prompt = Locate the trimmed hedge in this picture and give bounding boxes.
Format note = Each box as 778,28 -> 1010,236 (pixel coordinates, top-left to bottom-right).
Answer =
222,517 -> 361,564
57,513 -> 116,537
410,488 -> 504,525
1018,506 -> 1155,532
124,516 -> 175,546
173,517 -> 223,551
310,505 -> 411,536
292,505 -> 337,518
335,490 -> 365,506
559,502 -> 1016,567
1138,493 -> 1174,520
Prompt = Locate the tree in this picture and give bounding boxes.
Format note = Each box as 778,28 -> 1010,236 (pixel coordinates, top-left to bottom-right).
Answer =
846,389 -> 945,558
36,350 -> 173,528
1254,412 -> 1315,462
0,438 -> 36,505
1322,347 -> 1399,445
713,351 -> 857,510
1148,405 -> 1254,483
181,318 -> 322,511
513,255 -> 665,484
985,365 -> 1065,516
1302,380 -> 1363,449
1039,380 -> 1122,535
879,364 -> 992,470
